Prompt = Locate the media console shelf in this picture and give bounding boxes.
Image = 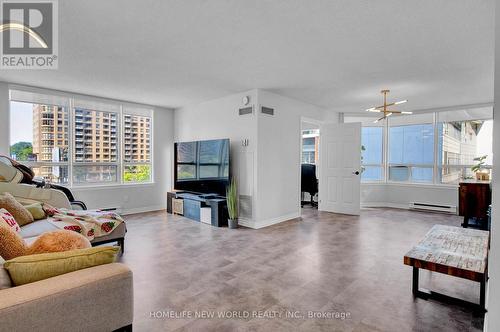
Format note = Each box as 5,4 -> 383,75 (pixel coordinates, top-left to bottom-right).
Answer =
166,191 -> 228,227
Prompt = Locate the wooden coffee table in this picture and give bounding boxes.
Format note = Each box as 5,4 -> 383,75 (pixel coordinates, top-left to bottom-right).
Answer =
404,225 -> 489,311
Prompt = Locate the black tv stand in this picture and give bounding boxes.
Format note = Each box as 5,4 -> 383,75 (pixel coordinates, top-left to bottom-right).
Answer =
166,191 -> 228,227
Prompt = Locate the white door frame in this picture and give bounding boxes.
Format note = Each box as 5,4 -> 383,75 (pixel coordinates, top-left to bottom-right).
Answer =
299,116 -> 324,216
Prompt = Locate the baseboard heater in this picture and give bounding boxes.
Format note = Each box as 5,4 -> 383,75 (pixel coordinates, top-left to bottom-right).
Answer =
409,202 -> 457,214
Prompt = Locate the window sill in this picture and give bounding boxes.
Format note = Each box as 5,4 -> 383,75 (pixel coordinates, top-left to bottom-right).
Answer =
70,182 -> 156,191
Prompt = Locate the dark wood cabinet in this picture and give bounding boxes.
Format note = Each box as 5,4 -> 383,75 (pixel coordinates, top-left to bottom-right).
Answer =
459,180 -> 491,229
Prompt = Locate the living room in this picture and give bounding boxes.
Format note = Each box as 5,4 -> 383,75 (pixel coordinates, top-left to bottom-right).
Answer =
0,1 -> 499,332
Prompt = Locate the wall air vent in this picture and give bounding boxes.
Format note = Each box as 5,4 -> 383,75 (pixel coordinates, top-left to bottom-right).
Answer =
239,195 -> 252,219
261,106 -> 274,116
238,106 -> 254,116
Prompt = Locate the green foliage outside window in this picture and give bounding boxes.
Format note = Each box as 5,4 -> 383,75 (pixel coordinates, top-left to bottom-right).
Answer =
124,165 -> 151,183
10,142 -> 33,161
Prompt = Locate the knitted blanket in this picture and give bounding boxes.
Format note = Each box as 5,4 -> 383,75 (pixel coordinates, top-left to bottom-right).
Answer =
43,205 -> 123,241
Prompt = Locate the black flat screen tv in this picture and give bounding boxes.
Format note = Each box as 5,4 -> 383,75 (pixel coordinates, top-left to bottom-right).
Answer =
174,138 -> 230,196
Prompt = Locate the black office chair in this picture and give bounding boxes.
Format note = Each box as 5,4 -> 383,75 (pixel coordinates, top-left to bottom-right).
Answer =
301,164 -> 318,207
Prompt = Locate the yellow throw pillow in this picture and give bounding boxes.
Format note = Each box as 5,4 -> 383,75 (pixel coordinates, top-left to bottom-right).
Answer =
25,202 -> 47,220
0,193 -> 34,226
4,246 -> 119,286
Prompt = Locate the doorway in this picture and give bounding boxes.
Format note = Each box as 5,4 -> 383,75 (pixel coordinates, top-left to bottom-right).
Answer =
300,119 -> 320,213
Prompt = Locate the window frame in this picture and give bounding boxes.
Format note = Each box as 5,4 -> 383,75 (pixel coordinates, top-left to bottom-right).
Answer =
121,112 -> 154,184
8,88 -> 154,188
361,126 -> 385,183
387,121 -> 435,184
349,109 -> 493,186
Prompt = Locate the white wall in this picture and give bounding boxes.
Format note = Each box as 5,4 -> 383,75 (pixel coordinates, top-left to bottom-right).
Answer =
362,183 -> 458,209
486,3 -> 500,330
0,83 -> 9,155
256,90 -> 326,227
0,83 -> 175,215
174,89 -> 259,224
174,89 -> 328,228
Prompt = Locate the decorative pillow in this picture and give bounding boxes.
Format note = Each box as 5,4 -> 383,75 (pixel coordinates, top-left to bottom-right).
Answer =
0,208 -> 21,233
27,230 -> 91,255
25,202 -> 47,220
0,224 -> 28,260
0,265 -> 12,289
0,193 -> 34,226
4,246 -> 119,286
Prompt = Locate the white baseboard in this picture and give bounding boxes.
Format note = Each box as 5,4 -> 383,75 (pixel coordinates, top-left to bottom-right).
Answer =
122,205 -> 165,215
240,212 -> 301,229
361,202 -> 409,210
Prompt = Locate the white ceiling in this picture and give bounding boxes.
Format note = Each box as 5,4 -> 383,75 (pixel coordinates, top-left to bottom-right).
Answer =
0,0 -> 494,112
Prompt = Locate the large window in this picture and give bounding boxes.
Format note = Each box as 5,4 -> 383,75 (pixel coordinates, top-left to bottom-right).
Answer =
437,109 -> 493,184
388,120 -> 434,183
123,111 -> 152,183
9,89 -> 153,186
346,107 -> 493,185
361,127 -> 383,181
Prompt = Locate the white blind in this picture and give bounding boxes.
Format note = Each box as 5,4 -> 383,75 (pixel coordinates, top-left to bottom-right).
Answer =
437,107 -> 493,122
73,98 -> 121,113
389,113 -> 434,126
10,89 -> 70,107
344,115 -> 384,126
122,105 -> 153,117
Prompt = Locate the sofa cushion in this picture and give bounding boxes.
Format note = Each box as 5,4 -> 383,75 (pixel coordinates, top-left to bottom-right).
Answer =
4,246 -> 119,286
19,219 -> 58,239
0,193 -> 34,226
0,264 -> 12,289
25,203 -> 46,220
0,225 -> 28,260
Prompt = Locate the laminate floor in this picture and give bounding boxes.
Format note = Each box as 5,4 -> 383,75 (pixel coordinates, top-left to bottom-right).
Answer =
118,207 -> 484,332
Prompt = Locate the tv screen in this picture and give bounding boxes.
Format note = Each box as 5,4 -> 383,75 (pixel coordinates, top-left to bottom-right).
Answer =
174,139 -> 230,195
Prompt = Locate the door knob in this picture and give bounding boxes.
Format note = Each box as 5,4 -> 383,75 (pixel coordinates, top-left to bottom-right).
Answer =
353,171 -> 360,175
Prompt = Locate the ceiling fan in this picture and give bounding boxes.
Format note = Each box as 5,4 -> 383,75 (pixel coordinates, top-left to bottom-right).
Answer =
366,89 -> 412,123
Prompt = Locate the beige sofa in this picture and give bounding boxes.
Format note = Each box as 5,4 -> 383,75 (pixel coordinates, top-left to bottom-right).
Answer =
0,184 -> 133,331
0,262 -> 133,332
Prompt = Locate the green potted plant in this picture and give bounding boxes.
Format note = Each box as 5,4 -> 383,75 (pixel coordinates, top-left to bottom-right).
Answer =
226,177 -> 238,229
471,155 -> 489,181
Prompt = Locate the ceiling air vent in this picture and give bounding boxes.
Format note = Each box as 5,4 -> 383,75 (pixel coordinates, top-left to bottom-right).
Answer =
261,106 -> 274,116
238,106 -> 253,116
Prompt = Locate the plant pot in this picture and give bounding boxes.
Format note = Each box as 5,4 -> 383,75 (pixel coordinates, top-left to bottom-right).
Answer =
476,172 -> 490,181
228,219 -> 238,229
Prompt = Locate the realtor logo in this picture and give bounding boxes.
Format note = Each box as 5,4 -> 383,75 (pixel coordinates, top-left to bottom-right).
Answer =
0,0 -> 58,69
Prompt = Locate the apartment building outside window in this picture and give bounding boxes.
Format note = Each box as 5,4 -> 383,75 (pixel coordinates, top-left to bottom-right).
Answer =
301,129 -> 319,164
8,88 -> 154,186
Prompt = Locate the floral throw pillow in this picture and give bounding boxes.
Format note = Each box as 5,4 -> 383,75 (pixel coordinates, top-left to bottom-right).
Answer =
0,208 -> 21,233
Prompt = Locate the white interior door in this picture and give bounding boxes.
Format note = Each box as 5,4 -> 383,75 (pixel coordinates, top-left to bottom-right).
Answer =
318,122 -> 361,215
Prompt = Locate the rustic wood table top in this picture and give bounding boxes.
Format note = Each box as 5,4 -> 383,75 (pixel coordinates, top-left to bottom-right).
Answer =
404,225 -> 489,282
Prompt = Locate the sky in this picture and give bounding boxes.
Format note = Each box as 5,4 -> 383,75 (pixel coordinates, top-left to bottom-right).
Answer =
10,101 -> 34,144
477,120 -> 493,164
